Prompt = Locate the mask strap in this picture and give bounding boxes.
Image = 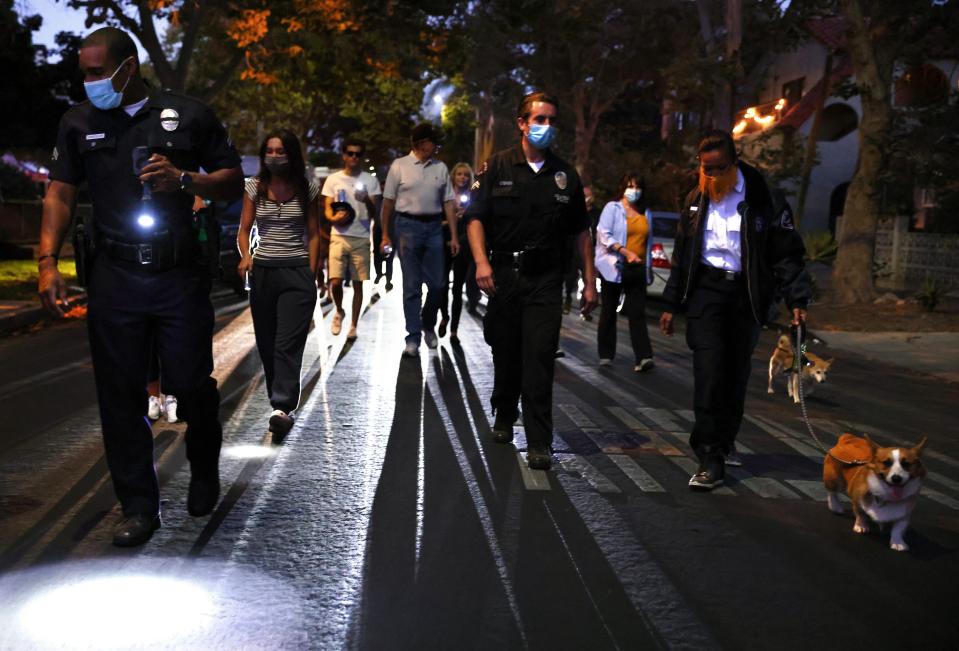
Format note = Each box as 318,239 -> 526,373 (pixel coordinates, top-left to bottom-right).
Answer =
112,56 -> 135,94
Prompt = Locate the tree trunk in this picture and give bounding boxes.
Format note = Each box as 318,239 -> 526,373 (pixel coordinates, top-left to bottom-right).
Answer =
795,54 -> 833,229
831,0 -> 893,304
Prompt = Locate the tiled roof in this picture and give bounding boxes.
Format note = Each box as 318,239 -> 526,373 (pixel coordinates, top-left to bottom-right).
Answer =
804,16 -> 846,50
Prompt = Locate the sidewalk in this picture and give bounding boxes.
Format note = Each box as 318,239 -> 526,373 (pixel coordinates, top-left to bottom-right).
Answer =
819,330 -> 959,384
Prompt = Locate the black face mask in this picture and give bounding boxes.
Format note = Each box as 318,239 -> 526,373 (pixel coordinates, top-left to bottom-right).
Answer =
264,156 -> 290,175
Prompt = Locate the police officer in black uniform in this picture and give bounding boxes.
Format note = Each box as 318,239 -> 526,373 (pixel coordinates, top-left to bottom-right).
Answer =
660,129 -> 811,491
38,27 -> 243,546
465,91 -> 598,470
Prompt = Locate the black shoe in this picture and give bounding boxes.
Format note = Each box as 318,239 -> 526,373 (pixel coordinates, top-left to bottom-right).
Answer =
188,470 -> 220,516
449,333 -> 460,346
269,410 -> 295,442
527,445 -> 552,470
385,281 -> 394,292
374,274 -> 383,284
563,297 -> 572,314
492,415 -> 515,444
113,513 -> 160,547
688,449 -> 725,491
554,348 -> 566,358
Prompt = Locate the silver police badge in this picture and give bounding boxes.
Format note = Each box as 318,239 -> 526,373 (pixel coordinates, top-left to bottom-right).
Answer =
554,171 -> 567,190
160,109 -> 180,132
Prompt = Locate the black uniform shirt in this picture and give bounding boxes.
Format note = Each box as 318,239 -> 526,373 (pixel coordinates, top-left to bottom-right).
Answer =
49,90 -> 240,242
465,144 -> 588,253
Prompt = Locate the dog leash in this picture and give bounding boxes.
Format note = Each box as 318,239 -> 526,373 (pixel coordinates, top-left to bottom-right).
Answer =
794,322 -> 868,466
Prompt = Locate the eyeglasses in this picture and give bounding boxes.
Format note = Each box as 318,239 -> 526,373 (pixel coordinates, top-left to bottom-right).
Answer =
344,151 -> 363,158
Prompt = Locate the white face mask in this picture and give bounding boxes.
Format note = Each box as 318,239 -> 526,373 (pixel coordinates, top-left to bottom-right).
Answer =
624,188 -> 642,203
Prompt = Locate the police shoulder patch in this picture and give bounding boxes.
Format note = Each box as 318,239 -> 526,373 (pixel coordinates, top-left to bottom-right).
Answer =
52,147 -> 59,161
554,171 -> 567,190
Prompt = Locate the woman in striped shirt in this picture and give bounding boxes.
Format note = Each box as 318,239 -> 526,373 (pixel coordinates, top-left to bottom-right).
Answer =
238,130 -> 320,440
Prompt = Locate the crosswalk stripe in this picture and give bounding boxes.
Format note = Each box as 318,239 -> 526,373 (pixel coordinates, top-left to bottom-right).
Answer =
675,409 -> 695,422
927,471 -> 959,494
514,449 -> 550,491
607,454 -> 666,492
666,456 -> 736,495
785,479 -> 850,503
728,470 -> 800,499
663,428 -> 757,456
556,453 -> 621,494
606,406 -> 684,456
637,407 -> 683,432
557,404 -> 627,452
922,487 -> 959,511
746,414 -> 823,461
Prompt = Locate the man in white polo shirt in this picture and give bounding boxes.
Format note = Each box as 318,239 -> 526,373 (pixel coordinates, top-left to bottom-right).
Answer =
380,123 -> 459,357
322,137 -> 381,340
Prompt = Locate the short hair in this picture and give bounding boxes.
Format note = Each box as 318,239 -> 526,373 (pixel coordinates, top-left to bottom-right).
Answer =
81,27 -> 139,69
410,122 -> 440,145
698,129 -> 737,160
341,137 -> 366,154
517,91 -> 559,120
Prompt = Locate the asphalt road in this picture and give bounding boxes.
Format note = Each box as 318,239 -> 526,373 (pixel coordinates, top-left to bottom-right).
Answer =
0,279 -> 956,651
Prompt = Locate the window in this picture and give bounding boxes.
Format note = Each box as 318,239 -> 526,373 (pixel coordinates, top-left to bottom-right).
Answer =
782,77 -> 805,108
895,64 -> 948,107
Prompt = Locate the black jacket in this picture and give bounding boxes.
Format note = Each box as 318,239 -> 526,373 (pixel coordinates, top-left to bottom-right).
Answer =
661,161 -> 811,323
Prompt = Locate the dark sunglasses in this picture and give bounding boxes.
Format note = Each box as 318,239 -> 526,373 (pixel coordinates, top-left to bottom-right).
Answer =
344,151 -> 364,158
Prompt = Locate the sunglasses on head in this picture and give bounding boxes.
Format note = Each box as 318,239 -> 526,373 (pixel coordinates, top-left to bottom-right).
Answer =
344,150 -> 363,158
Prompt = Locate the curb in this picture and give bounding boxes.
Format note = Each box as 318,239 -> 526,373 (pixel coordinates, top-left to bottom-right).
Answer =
0,293 -> 88,334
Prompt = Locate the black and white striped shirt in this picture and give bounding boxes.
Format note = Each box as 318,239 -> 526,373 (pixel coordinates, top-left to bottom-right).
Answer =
246,177 -> 319,266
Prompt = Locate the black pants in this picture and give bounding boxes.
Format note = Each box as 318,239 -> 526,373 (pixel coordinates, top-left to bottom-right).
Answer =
87,257 -> 221,517
439,228 -> 470,332
483,266 -> 563,447
465,262 -> 480,309
684,270 -> 760,454
563,240 -> 584,301
249,264 -> 317,413
597,273 -> 653,362
372,220 -> 394,282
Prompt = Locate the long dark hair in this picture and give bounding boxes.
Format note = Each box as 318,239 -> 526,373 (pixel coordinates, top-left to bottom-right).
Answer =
617,171 -> 647,213
256,129 -> 309,220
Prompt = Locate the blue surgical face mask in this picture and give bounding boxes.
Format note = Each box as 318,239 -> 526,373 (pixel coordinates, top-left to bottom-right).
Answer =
526,123 -> 556,150
624,188 -> 642,203
84,56 -> 134,110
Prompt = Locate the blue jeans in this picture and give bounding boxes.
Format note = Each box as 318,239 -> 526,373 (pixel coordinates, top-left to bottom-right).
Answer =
395,215 -> 445,344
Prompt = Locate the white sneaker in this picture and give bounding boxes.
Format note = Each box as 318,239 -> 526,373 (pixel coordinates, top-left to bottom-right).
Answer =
403,342 -> 420,357
599,358 -> 612,367
164,395 -> 178,423
347,325 -> 358,341
147,395 -> 162,420
331,310 -> 344,336
423,330 -> 438,349
634,358 -> 655,372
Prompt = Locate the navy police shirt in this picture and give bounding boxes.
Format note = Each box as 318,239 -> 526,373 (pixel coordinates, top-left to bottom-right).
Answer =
49,90 -> 240,242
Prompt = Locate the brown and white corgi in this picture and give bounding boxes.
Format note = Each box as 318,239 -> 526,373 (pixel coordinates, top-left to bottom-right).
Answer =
823,433 -> 927,552
767,334 -> 832,404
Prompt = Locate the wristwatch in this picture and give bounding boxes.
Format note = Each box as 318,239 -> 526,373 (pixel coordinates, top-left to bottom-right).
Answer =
179,171 -> 194,192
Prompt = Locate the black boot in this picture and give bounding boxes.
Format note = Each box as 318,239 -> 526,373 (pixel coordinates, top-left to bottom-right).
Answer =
492,412 -> 516,444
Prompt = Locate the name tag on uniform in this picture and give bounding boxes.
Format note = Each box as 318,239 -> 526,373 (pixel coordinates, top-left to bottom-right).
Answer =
498,180 -> 513,187
85,133 -> 106,141
554,194 -> 570,204
690,206 -> 699,212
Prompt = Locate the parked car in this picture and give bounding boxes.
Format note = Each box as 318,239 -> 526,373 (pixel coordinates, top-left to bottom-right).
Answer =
646,210 -> 679,297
